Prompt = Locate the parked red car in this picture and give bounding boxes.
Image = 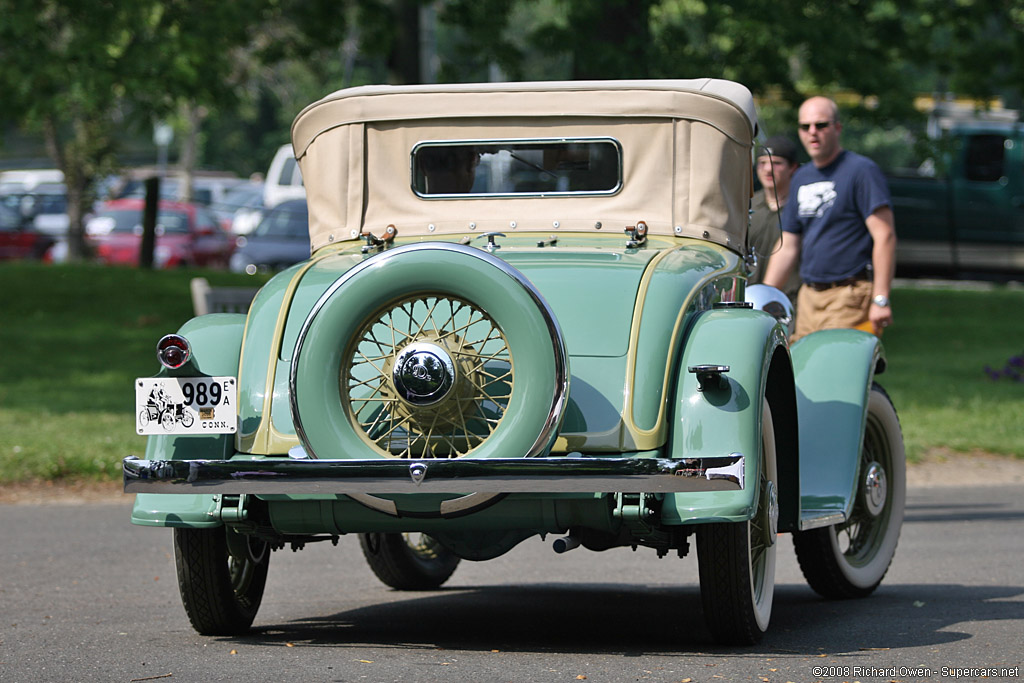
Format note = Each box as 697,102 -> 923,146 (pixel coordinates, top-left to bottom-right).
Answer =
0,202 -> 54,260
88,199 -> 234,268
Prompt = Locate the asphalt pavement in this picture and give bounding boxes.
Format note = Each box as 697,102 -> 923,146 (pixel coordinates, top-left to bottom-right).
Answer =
1,481 -> 1021,682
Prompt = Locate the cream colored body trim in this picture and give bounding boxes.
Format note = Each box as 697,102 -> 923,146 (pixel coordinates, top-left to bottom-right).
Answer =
619,245 -> 737,450
237,248 -> 352,455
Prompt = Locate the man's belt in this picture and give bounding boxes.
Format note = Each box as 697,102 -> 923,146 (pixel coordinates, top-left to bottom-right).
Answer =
805,268 -> 871,291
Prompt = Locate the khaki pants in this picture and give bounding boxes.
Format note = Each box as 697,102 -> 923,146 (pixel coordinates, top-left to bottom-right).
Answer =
793,279 -> 872,341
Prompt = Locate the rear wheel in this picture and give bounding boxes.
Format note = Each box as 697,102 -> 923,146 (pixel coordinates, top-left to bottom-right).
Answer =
173,527 -> 270,635
794,384 -> 905,598
697,399 -> 779,645
359,532 -> 461,590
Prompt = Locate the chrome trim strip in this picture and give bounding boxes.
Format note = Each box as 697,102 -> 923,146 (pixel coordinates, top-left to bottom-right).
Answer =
798,510 -> 847,531
346,493 -> 399,515
410,137 -> 624,199
123,454 -> 744,495
438,492 -> 504,515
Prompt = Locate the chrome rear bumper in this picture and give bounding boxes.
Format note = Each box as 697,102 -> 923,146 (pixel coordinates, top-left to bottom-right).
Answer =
123,454 -> 744,495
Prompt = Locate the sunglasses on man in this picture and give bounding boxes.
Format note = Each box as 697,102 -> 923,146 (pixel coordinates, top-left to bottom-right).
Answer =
799,121 -> 833,132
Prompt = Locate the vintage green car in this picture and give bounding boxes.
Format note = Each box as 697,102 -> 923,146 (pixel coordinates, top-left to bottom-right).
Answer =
124,79 -> 905,645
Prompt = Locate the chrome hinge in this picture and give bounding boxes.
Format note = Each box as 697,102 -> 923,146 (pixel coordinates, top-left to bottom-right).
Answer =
477,231 -> 505,252
624,220 -> 648,249
360,225 -> 398,254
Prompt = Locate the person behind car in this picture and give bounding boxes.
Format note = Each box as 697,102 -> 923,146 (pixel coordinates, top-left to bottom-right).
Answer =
417,146 -> 480,194
762,96 -> 896,340
748,135 -> 801,301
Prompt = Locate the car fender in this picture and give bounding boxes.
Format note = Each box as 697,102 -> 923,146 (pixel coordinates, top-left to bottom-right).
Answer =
790,329 -> 885,525
236,255 -> 362,455
131,313 -> 246,528
662,307 -> 797,525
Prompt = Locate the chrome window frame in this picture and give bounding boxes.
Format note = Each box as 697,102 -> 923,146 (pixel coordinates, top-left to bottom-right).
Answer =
410,137 -> 624,200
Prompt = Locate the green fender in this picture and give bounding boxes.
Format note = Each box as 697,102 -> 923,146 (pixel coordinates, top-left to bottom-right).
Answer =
131,313 -> 247,528
662,307 -> 794,525
790,329 -> 884,523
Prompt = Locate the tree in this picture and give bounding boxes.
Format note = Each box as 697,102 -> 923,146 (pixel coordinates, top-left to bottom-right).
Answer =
0,0 -> 349,261
438,0 -> 530,81
527,0 -> 655,79
6,0 -> 1023,234
459,1 -> 1024,117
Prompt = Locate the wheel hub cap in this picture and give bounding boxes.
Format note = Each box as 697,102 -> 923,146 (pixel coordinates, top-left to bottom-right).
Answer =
863,461 -> 888,517
765,480 -> 779,546
392,342 -> 456,406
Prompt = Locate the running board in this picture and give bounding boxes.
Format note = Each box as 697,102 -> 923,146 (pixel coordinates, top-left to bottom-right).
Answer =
799,509 -> 847,530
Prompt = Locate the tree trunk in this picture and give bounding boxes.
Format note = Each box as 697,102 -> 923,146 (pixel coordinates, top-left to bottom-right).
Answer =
42,117 -> 92,262
569,0 -> 652,80
390,0 -> 421,84
177,103 -> 207,204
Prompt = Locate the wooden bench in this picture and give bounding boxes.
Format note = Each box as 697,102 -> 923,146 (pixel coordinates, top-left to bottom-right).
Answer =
190,277 -> 259,316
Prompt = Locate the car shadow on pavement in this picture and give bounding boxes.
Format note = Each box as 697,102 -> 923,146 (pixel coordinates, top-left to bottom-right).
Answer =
767,583 -> 1024,653
226,580 -> 1024,655
903,500 -> 1024,524
248,583 -> 711,652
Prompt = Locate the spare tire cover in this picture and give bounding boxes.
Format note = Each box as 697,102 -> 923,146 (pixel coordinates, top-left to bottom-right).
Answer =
290,242 -> 569,461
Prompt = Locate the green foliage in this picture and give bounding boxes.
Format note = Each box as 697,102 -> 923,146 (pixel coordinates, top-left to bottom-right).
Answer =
4,1 -> 1024,214
541,0 -> 656,79
650,1 -> 795,87
439,0 -> 524,81
0,0 -> 350,260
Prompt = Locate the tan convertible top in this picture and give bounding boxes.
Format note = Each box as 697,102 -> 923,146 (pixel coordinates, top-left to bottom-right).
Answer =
292,79 -> 758,253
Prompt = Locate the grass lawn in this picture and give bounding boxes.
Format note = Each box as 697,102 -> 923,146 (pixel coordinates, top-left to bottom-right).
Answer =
0,263 -> 267,482
0,262 -> 1021,484
876,285 -> 1024,459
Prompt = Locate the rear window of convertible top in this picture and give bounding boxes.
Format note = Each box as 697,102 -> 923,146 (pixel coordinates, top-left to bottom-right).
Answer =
412,138 -> 622,198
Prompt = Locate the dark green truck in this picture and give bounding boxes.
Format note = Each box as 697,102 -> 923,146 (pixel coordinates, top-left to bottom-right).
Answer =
888,122 -> 1024,276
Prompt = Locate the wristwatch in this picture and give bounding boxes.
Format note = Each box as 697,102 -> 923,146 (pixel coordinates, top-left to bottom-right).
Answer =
872,294 -> 890,308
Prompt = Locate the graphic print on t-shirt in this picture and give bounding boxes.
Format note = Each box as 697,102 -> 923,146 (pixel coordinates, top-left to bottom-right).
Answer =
796,181 -> 837,218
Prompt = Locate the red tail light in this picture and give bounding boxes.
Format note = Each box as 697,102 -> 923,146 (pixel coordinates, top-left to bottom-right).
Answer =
156,334 -> 191,369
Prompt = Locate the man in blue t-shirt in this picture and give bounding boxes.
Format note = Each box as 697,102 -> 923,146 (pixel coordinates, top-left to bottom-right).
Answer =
763,96 -> 896,340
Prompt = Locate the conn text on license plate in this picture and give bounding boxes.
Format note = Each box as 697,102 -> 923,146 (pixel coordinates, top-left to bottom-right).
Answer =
135,377 -> 237,435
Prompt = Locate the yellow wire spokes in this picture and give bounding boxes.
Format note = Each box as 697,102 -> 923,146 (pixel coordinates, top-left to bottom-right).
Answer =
352,348 -> 390,381
346,293 -> 513,458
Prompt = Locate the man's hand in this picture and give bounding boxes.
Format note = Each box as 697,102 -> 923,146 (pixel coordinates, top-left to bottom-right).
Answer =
869,300 -> 893,335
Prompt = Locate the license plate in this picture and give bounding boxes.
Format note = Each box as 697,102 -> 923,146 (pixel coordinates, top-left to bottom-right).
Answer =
135,377 -> 237,435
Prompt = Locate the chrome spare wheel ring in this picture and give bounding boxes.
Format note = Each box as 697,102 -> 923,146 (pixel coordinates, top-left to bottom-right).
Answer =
291,243 -> 568,465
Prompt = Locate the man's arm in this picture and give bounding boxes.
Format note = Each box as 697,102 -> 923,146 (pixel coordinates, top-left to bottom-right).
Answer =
865,205 -> 896,333
762,231 -> 801,289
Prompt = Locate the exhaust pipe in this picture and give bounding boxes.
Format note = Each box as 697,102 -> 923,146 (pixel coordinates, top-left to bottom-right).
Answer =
552,534 -> 581,554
